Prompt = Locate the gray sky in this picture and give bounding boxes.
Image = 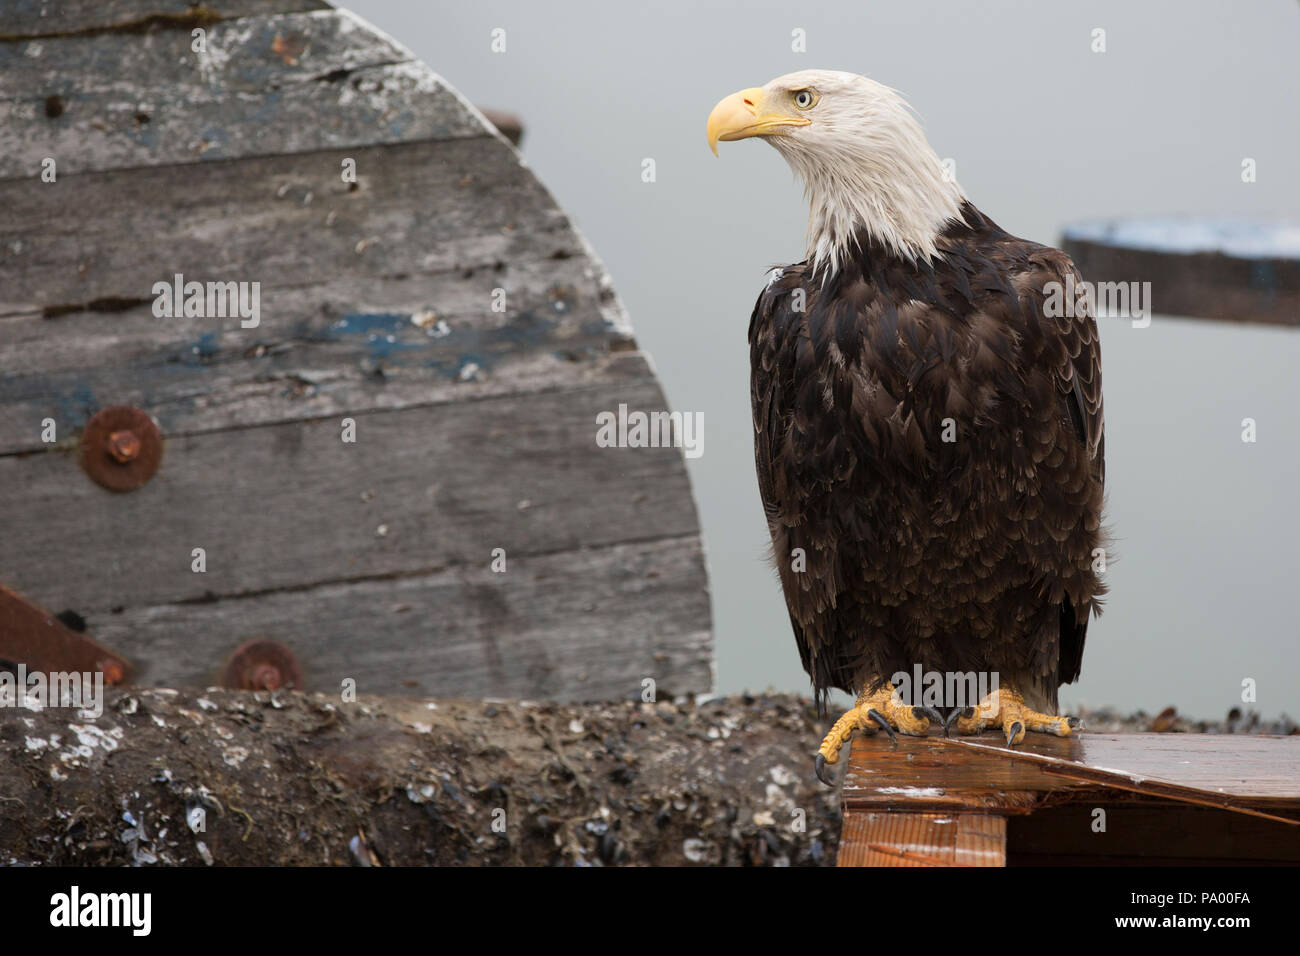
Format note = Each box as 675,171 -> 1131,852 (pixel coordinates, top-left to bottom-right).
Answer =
346,0 -> 1300,719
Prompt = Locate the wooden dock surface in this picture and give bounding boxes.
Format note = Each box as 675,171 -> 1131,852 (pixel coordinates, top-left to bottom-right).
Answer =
838,732 -> 1300,866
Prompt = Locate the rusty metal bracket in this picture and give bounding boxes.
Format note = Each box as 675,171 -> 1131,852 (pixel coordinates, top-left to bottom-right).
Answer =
80,405 -> 163,492
221,640 -> 303,691
0,585 -> 131,683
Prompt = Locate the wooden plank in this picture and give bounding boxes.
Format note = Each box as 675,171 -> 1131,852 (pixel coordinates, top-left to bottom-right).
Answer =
1062,220 -> 1300,326
0,255 -> 609,375
947,734 -> 1300,805
1007,804 -> 1300,865
840,734 -> 1300,865
88,535 -> 713,699
837,811 -> 1004,866
0,261 -> 640,456
0,0 -> 327,38
0,378 -> 699,614
841,733 -> 1300,815
0,9 -> 487,178
0,137 -> 568,314
841,734 -> 1085,813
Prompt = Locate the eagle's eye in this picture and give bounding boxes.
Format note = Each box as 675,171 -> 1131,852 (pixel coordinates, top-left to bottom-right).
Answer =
793,89 -> 818,110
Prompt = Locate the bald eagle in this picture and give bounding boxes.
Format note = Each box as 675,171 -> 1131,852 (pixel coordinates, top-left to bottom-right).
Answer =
707,71 -> 1106,783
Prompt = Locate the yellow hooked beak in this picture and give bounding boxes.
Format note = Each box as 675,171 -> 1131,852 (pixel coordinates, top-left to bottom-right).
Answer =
707,87 -> 810,156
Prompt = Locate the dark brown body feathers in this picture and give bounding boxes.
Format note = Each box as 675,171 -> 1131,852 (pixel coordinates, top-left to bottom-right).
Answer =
749,202 -> 1106,713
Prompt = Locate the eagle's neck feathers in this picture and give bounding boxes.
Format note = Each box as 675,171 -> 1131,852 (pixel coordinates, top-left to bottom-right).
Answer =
769,90 -> 966,272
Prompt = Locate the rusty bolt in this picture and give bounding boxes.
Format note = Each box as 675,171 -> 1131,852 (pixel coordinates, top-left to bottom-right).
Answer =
249,662 -> 282,689
222,640 -> 302,692
95,657 -> 127,686
107,429 -> 141,463
80,406 -> 163,492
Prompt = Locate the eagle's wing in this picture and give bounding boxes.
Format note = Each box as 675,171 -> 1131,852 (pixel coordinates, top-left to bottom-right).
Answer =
1038,252 -> 1105,684
749,275 -> 809,674
1053,259 -> 1105,490
748,264 -> 851,703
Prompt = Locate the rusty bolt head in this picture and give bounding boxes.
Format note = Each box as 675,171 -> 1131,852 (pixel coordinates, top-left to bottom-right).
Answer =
249,663 -> 282,689
222,640 -> 302,692
107,429 -> 141,463
95,657 -> 127,686
80,406 -> 162,492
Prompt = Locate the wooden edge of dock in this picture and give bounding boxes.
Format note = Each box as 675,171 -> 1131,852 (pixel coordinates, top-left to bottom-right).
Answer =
836,731 -> 1300,866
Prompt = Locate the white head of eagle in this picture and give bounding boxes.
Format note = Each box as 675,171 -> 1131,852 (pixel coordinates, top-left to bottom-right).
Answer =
707,69 -> 966,271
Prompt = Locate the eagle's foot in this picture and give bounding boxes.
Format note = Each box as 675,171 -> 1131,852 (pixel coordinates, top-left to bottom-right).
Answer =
813,683 -> 936,785
952,688 -> 1082,746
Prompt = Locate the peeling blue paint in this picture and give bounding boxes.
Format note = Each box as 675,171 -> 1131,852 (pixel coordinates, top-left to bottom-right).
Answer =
496,310 -> 557,346
179,331 -> 221,366
332,313 -> 409,336
332,312 -> 427,360
325,310 -> 564,365
128,121 -> 159,151
55,384 -> 97,428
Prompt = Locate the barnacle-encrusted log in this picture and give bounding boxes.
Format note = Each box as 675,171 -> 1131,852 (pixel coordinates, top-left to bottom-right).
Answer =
0,689 -> 839,866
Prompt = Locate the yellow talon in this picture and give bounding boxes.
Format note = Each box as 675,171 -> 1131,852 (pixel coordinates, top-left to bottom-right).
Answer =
954,687 -> 1081,744
814,681 -> 935,783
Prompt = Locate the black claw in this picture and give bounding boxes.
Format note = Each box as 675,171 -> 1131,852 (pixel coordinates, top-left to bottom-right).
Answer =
866,709 -> 898,746
914,706 -> 944,729
943,706 -> 975,737
1006,721 -> 1024,746
814,753 -> 832,786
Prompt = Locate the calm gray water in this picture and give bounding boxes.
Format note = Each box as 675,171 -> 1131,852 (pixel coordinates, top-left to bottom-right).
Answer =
347,0 -> 1300,718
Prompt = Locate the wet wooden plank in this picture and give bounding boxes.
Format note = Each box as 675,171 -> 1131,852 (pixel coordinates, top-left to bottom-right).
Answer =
840,733 -> 1300,866
842,733 -> 1300,813
840,734 -> 1084,813
0,136 -> 568,315
0,10 -> 485,178
947,734 -> 1300,806
86,535 -> 713,699
837,811 -> 1004,867
0,0 -> 326,38
0,378 -> 699,614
